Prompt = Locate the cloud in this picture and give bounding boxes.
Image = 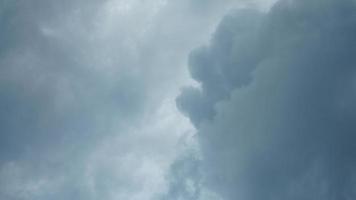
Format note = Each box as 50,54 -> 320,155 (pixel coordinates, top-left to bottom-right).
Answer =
177,8 -> 264,127
0,0 -> 236,199
177,0 -> 356,199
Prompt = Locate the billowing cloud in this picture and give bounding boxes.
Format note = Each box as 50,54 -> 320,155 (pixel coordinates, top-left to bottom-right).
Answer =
177,0 -> 356,199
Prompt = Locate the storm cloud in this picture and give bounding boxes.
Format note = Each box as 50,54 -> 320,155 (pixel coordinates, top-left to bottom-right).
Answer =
177,0 -> 356,199
3,0 -> 355,199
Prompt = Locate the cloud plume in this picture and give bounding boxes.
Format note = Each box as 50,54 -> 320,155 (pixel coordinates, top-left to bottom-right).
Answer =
177,0 -> 356,199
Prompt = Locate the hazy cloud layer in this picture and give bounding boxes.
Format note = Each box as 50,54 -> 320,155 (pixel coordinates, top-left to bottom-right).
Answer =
177,0 -> 356,199
0,0 -> 245,199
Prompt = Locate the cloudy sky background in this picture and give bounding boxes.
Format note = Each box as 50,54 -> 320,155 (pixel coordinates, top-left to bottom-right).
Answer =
1,0 -> 356,199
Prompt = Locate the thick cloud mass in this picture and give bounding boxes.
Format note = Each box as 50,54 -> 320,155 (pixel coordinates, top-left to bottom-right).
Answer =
177,8 -> 263,126
177,0 -> 356,199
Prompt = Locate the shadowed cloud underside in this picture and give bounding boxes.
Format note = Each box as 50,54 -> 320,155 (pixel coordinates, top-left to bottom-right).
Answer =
177,0 -> 356,199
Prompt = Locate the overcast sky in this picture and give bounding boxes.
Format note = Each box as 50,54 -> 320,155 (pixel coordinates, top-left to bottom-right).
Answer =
1,0 -> 356,200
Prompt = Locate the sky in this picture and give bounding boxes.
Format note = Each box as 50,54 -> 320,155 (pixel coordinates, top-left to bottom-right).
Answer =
1,0 -> 356,200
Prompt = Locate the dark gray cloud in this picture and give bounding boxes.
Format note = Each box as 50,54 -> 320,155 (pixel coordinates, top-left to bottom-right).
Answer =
177,0 -> 356,199
177,8 -> 263,126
